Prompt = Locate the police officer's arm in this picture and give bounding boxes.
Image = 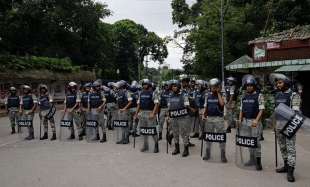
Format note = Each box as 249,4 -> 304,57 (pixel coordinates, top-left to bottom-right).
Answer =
30,95 -> 38,114
19,96 -> 23,114
291,93 -> 301,111
71,93 -> 81,112
253,94 -> 265,127
203,94 -> 208,118
134,95 -> 141,119
151,94 -> 160,118
63,96 -> 67,112
217,92 -> 225,108
238,97 -> 244,125
98,92 -> 107,111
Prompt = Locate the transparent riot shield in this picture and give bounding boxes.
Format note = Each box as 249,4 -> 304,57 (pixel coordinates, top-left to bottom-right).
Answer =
59,111 -> 75,141
201,117 -> 227,162
113,111 -> 129,144
17,113 -> 34,140
235,120 -> 260,170
135,112 -> 159,153
85,109 -> 99,142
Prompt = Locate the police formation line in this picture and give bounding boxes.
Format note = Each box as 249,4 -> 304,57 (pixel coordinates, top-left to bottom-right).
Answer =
5,74 -> 303,183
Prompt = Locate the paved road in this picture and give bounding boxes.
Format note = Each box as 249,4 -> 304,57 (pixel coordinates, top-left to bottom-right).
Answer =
0,112 -> 309,187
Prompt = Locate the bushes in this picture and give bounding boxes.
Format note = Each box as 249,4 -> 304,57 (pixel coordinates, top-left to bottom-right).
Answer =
0,55 -> 79,72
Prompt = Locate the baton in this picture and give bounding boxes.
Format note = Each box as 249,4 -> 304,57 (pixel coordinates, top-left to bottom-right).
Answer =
275,128 -> 278,168
200,116 -> 204,157
165,117 -> 169,154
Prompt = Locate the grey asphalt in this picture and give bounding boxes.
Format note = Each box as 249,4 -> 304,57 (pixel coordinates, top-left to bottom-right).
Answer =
0,112 -> 309,187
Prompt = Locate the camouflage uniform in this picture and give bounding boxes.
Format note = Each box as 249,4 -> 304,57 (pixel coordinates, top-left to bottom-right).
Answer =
168,93 -> 191,146
20,94 -> 38,138
64,92 -> 82,136
5,95 -> 20,129
38,94 -> 56,134
240,92 -> 265,158
275,89 -> 301,167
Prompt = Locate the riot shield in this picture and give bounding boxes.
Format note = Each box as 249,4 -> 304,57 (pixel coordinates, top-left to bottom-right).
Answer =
113,111 -> 130,144
235,122 -> 259,170
135,112 -> 159,153
202,117 -> 227,162
59,111 -> 75,141
17,113 -> 34,140
85,109 -> 99,142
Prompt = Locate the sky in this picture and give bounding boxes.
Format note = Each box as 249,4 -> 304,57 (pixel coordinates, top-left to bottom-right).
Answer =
96,0 -> 196,69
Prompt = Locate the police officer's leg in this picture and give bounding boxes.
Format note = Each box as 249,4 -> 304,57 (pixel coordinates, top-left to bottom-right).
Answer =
203,118 -> 213,160
25,112 -> 34,140
181,116 -> 191,157
243,121 -> 255,166
158,109 -> 166,140
150,114 -> 159,153
40,112 -> 48,140
171,118 -> 180,155
73,111 -> 83,139
9,111 -> 16,134
253,124 -> 262,170
49,117 -> 56,140
286,135 -> 296,182
99,111 -> 107,143
80,111 -> 86,136
68,112 -> 75,139
216,118 -> 227,162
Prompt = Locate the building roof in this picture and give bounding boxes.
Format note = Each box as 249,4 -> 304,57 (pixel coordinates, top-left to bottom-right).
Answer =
249,25 -> 310,44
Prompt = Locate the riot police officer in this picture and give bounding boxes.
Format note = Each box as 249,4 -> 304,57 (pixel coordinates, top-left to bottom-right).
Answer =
115,80 -> 132,144
19,85 -> 37,140
273,74 -> 301,182
129,81 -> 140,136
238,76 -> 264,170
168,80 -> 193,157
79,83 -> 92,140
103,84 -> 117,130
38,84 -> 56,141
63,82 -> 81,140
89,81 -> 106,142
5,87 -> 20,134
193,80 -> 208,139
203,78 -> 227,162
134,79 -> 160,153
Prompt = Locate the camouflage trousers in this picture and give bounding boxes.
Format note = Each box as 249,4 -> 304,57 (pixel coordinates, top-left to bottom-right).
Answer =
129,107 -> 137,133
66,110 -> 83,135
8,108 -> 19,128
39,110 -> 56,133
170,116 -> 191,145
240,119 -> 262,158
139,111 -> 158,146
276,120 -> 296,167
159,108 -> 168,133
106,103 -> 117,128
205,116 -> 226,150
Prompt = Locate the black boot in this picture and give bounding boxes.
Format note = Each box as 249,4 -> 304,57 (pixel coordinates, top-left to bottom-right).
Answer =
78,134 -> 83,141
154,142 -> 159,153
11,127 -> 16,134
221,150 -> 227,163
256,157 -> 262,171
287,166 -> 295,182
50,132 -> 56,141
182,145 -> 189,157
100,133 -> 107,143
172,143 -> 180,155
96,133 -> 100,140
25,132 -> 34,140
40,132 -> 48,140
244,154 -> 256,166
203,148 -> 211,160
260,134 -> 264,141
116,139 -> 124,144
190,133 -> 199,138
276,160 -> 288,173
